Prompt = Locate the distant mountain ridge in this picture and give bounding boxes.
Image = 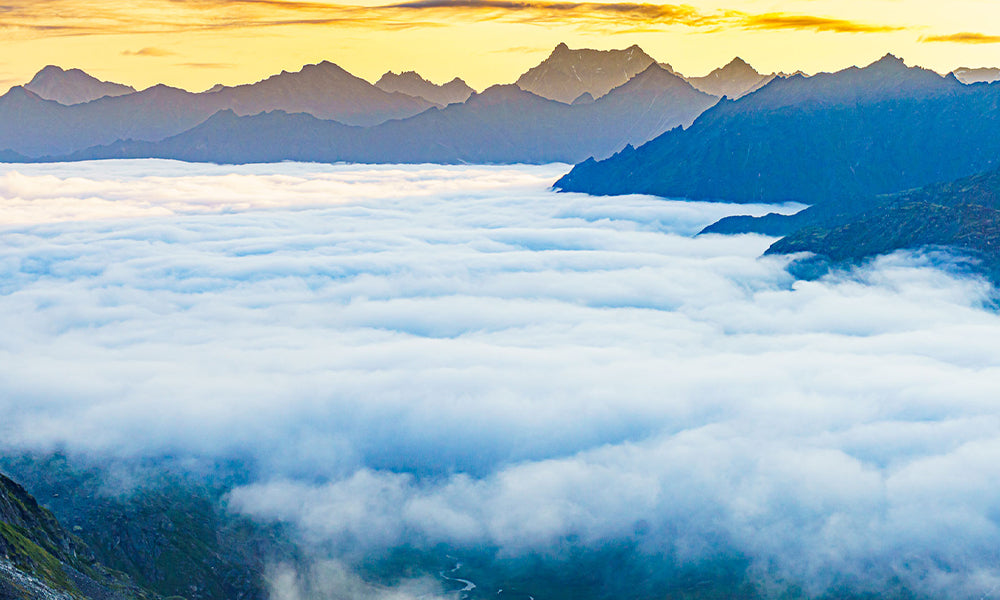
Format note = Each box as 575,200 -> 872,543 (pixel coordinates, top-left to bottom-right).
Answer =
684,57 -> 774,99
24,65 -> 136,105
0,61 -> 437,157
375,71 -> 474,105
556,55 -> 1000,205
51,64 -> 717,165
515,43 -> 659,103
205,60 -> 434,123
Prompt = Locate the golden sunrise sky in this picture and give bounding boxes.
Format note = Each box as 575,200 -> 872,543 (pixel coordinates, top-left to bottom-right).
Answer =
1,0 -> 999,92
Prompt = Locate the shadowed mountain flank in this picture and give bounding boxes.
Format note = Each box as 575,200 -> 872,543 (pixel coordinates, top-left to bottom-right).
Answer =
557,55 -> 1000,205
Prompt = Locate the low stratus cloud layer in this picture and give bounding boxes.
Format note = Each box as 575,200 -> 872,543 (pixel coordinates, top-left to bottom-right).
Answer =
1,161 -> 999,597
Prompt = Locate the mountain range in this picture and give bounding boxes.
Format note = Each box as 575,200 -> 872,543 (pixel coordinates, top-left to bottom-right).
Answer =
58,64 -> 717,165
0,61 -> 439,157
6,46 -> 996,165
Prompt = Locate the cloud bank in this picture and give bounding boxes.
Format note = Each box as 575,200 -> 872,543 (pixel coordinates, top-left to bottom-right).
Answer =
1,161 -> 999,597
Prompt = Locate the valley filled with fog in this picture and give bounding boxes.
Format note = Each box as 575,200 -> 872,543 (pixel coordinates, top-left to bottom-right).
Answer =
2,161 -> 1000,599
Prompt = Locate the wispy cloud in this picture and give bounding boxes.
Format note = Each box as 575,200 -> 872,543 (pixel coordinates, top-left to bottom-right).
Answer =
740,13 -> 905,34
0,0 -> 908,38
176,61 -> 236,68
921,31 -> 1000,44
122,46 -> 175,57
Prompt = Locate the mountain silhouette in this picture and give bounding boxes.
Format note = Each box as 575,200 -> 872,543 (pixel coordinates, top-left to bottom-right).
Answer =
24,65 -> 136,105
556,55 -> 1000,204
375,71 -> 474,105
207,60 -> 434,123
515,43 -> 660,103
684,57 -> 773,99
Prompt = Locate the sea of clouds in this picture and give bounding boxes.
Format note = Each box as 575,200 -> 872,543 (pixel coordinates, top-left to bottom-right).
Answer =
1,160 -> 999,598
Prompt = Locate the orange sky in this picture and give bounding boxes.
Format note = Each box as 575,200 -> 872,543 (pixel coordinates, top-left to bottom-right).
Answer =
1,0 -> 999,91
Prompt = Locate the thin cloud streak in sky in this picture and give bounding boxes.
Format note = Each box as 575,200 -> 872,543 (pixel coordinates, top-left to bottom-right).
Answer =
122,47 -> 175,57
740,13 -> 905,34
0,0 -> 910,38
1,161 -> 1000,596
921,32 -> 1000,44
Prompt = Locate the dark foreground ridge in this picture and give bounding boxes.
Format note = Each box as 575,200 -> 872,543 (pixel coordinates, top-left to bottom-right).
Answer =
759,164 -> 1000,282
701,164 -> 1000,283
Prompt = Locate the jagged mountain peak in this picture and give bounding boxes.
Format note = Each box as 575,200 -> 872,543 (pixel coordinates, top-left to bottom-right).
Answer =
706,57 -> 762,78
516,43 -> 659,103
375,70 -> 473,105
685,57 -> 771,99
872,53 -> 906,66
723,57 -> 754,70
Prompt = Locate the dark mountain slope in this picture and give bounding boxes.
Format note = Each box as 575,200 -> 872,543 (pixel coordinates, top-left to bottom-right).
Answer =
556,55 -> 1000,204
58,64 -> 717,165
515,43 -> 659,103
24,66 -> 135,106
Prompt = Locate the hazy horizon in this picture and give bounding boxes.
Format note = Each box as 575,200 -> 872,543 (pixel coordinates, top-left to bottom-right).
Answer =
4,45 -> 998,98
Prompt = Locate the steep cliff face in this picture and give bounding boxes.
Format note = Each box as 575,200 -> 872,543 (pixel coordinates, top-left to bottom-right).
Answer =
0,472 -> 156,600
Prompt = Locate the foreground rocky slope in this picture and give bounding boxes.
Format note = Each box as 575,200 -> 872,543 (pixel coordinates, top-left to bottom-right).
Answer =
0,471 -> 155,600
0,455 -> 297,600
